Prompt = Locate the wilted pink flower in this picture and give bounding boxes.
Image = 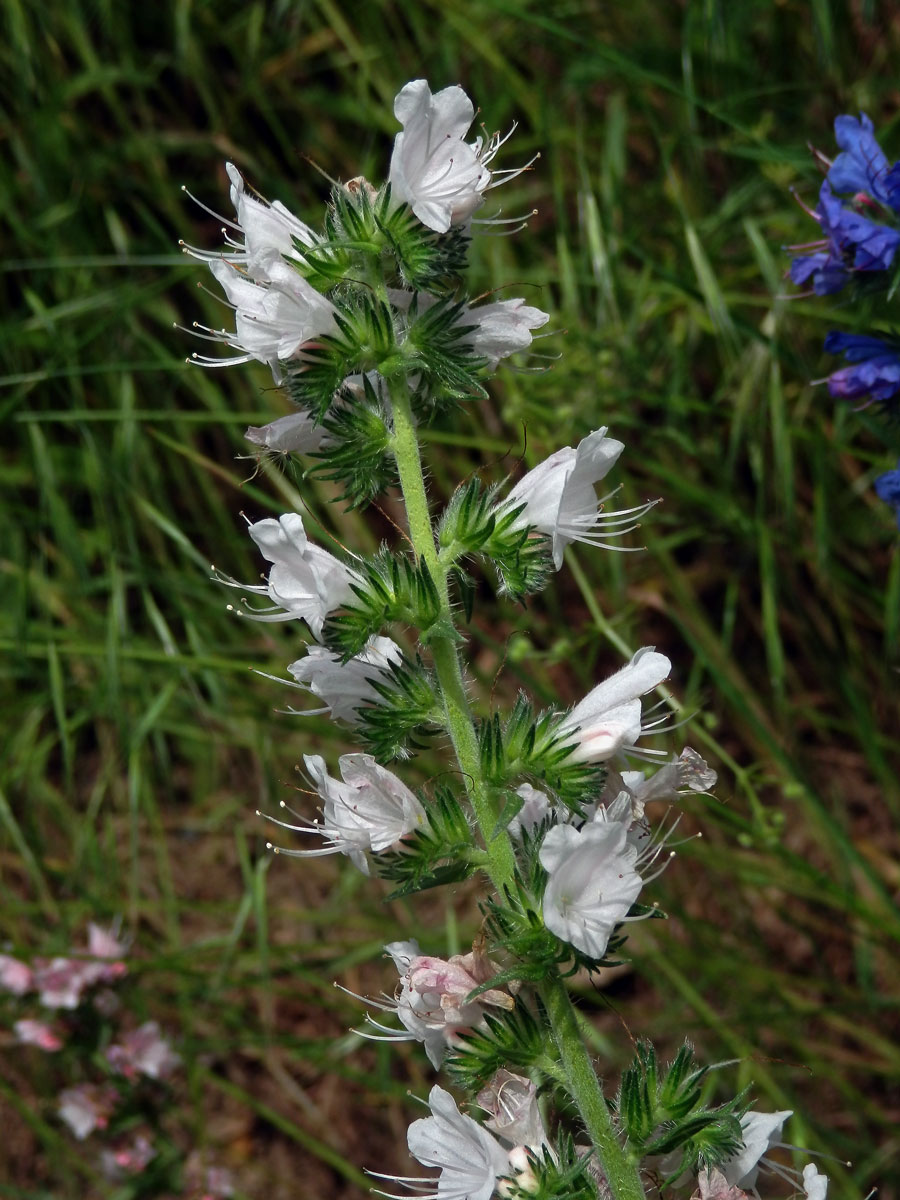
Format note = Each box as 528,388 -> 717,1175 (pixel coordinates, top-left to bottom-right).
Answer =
375,940 -> 514,1068
14,1018 -> 64,1051
106,1021 -> 180,1080
693,1168 -> 749,1200
58,1083 -> 119,1139
100,1133 -> 156,1179
0,954 -> 33,996
477,1070 -> 550,1152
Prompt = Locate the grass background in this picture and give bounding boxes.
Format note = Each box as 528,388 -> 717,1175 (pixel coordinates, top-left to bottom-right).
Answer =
3,1 -> 900,1197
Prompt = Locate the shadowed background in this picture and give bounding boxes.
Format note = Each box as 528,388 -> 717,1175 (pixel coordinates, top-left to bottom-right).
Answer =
3,1 -> 899,1197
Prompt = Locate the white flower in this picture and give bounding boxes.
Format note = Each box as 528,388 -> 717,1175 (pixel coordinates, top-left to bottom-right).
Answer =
500,428 -> 656,569
219,512 -> 358,641
286,635 -> 403,723
604,747 -> 717,821
203,256 -> 336,383
14,1018 -> 63,1052
506,782 -> 555,838
477,1070 -> 550,1152
389,79 -> 530,233
464,298 -> 549,369
106,1021 -> 180,1080
245,410 -> 330,455
58,1084 -> 118,1140
802,1164 -> 829,1200
222,162 -> 318,279
372,1085 -> 509,1200
265,754 -> 426,874
721,1110 -> 793,1190
540,821 -> 643,959
556,648 -> 671,764
182,161 -> 318,278
0,954 -> 32,996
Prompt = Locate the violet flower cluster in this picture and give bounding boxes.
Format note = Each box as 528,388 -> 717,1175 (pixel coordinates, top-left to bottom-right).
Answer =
185,79 -> 836,1200
790,113 -> 900,525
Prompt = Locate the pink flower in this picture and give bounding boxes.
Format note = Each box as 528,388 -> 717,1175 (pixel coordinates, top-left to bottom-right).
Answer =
382,940 -> 514,1068
0,954 -> 33,996
14,1018 -> 64,1051
100,1133 -> 156,1179
58,1083 -> 119,1139
106,1021 -> 180,1080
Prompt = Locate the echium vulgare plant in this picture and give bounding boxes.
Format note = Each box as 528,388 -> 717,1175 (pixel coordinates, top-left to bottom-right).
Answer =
789,112 -> 900,525
183,80 -> 835,1200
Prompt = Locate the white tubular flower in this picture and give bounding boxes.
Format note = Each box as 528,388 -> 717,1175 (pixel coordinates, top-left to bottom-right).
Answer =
245,410 -> 330,456
604,747 -> 717,822
223,162 -> 318,278
219,513 -> 358,641
500,428 -> 657,569
265,754 -> 425,874
464,298 -> 550,369
202,256 -> 337,383
721,1110 -> 793,1190
477,1070 -> 551,1153
389,79 -> 530,233
182,162 -> 317,279
286,635 -> 403,723
372,1085 -> 510,1200
539,821 -> 643,959
556,648 -> 672,765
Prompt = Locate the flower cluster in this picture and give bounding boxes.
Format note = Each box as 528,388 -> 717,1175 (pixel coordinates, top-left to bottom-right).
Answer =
790,113 -> 900,527
184,78 -> 836,1200
1,925 -> 231,1197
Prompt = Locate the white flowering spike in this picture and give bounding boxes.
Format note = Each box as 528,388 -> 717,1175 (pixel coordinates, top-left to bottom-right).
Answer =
218,513 -> 358,640
245,410 -> 330,455
263,754 -> 426,874
199,256 -> 337,383
501,428 -> 657,568
557,647 -> 672,764
721,1110 -> 793,1190
389,80 -> 531,233
372,1085 -> 510,1200
802,1164 -> 829,1200
540,821 -> 644,959
286,635 -> 403,723
465,298 -> 550,369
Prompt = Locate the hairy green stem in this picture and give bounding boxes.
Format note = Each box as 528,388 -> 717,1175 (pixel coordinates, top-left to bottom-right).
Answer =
386,379 -> 516,891
541,973 -> 646,1200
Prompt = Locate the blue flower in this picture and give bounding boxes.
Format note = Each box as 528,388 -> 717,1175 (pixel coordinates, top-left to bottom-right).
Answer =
790,181 -> 900,294
827,113 -> 900,213
874,461 -> 900,528
824,331 -> 900,404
